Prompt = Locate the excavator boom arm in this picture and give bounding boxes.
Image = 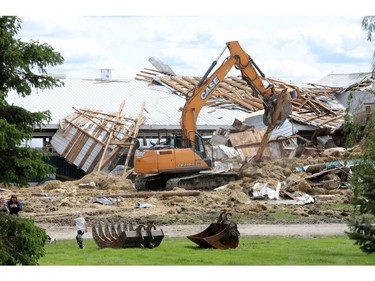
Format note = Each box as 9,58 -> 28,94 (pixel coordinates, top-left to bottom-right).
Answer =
181,41 -> 278,145
181,55 -> 236,144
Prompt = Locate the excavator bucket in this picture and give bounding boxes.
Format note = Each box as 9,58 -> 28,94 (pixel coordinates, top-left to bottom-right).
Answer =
186,222 -> 223,248
263,88 -> 293,128
203,221 -> 239,249
187,211 -> 240,249
92,221 -> 164,249
142,224 -> 165,248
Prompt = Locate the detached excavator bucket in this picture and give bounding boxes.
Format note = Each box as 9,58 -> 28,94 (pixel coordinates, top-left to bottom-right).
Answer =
186,222 -> 223,248
187,211 -> 240,249
203,221 -> 239,249
92,221 -> 164,249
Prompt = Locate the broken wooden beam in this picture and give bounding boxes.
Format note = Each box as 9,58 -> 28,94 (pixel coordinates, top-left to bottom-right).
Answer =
114,190 -> 200,198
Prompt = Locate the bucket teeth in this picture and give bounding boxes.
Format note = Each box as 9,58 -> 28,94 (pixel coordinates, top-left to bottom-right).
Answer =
110,222 -> 119,239
98,222 -> 111,242
104,222 -> 116,240
117,222 -> 123,235
92,223 -> 120,248
92,221 -> 164,249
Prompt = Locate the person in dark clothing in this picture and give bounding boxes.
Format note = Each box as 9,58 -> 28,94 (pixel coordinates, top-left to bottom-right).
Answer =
6,194 -> 23,217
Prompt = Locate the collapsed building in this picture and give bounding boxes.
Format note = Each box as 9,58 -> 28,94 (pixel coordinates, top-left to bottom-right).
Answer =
5,64 -> 375,182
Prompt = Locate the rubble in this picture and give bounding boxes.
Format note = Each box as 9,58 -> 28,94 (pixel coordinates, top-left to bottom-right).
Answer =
135,69 -> 348,129
0,143 -> 359,229
50,101 -> 145,175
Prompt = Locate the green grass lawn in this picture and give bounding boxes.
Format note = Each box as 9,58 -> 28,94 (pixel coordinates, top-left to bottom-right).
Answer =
38,235 -> 375,265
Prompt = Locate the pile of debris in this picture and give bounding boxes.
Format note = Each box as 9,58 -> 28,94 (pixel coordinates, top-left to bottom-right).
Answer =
46,65 -> 374,178
135,69 -> 347,129
0,143 -> 357,229
51,101 -> 145,175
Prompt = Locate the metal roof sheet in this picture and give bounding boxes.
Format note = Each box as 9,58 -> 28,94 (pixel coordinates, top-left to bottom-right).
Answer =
335,91 -> 375,114
5,78 -> 247,128
237,110 -> 295,138
316,72 -> 373,88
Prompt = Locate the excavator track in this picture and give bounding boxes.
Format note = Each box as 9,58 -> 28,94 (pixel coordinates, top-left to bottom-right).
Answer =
134,172 -> 239,191
134,175 -> 168,191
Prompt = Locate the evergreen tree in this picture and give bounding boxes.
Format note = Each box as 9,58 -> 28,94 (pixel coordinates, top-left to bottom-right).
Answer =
346,16 -> 375,254
0,213 -> 48,265
0,16 -> 64,186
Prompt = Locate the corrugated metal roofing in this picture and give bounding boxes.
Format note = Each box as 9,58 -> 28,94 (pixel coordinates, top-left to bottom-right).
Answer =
313,72 -> 375,115
335,91 -> 375,114
5,78 -> 247,128
316,72 -> 373,89
236,110 -> 295,138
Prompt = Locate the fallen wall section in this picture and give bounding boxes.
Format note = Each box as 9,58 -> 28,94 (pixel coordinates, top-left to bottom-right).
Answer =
51,101 -> 145,174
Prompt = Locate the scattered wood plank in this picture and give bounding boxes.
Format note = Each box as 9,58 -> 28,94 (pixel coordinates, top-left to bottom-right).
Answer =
114,190 -> 200,198
122,101 -> 146,177
98,100 -> 125,171
138,69 -> 347,129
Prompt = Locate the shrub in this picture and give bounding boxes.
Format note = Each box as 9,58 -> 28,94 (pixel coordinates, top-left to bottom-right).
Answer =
0,214 -> 48,265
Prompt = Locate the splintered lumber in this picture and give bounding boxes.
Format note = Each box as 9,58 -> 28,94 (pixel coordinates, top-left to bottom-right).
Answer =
254,124 -> 275,162
315,194 -> 337,201
138,69 -> 348,129
51,101 -> 142,173
114,190 -> 200,198
255,90 -> 289,161
98,101 -> 125,171
122,101 -> 146,177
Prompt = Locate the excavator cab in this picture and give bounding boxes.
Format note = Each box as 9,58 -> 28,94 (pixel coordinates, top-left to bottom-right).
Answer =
165,133 -> 190,149
164,132 -> 210,164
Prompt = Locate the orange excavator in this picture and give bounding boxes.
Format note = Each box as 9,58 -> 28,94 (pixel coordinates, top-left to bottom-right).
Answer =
133,41 -> 292,191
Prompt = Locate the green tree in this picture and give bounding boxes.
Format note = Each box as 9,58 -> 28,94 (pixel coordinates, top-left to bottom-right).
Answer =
0,16 -> 64,186
346,16 -> 375,254
0,214 -> 48,265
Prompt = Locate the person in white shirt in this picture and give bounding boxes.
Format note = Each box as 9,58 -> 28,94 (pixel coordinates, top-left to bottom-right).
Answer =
74,210 -> 87,249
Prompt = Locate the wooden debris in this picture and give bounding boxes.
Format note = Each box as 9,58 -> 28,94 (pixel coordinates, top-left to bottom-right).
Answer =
51,100 -> 145,173
109,190 -> 200,198
315,194 -> 337,201
135,69 -> 348,129
122,101 -> 146,177
98,101 -> 125,171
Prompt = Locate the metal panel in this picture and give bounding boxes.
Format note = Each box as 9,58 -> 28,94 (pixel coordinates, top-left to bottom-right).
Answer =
238,110 -> 295,139
5,78 -> 247,128
316,72 -> 372,88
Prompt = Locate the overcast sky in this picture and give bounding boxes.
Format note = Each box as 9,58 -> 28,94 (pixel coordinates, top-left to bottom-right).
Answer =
5,1 -> 375,86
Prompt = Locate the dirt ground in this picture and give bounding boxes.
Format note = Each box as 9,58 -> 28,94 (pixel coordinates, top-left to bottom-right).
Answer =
0,147 -> 358,239
38,222 -> 349,240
